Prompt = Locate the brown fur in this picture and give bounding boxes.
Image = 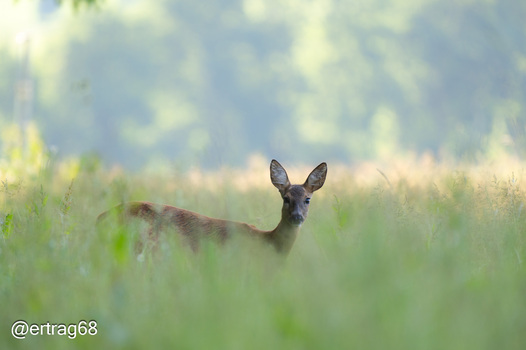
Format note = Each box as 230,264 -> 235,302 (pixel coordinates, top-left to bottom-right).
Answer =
97,160 -> 327,255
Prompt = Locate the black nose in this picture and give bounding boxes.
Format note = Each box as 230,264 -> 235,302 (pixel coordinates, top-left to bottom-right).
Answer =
290,214 -> 304,226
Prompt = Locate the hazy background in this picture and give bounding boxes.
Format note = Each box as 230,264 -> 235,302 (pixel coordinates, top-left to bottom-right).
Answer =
1,0 -> 526,170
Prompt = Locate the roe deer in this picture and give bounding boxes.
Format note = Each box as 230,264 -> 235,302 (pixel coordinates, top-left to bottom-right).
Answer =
97,160 -> 327,255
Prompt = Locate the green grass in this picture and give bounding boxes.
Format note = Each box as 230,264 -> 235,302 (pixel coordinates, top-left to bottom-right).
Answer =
1,164 -> 525,349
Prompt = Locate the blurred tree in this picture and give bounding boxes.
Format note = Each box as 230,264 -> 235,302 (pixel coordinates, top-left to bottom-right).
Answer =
3,0 -> 526,168
408,0 -> 526,158
17,0 -> 104,10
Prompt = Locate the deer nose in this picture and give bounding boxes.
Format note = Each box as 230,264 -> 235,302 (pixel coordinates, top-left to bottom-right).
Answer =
290,214 -> 304,226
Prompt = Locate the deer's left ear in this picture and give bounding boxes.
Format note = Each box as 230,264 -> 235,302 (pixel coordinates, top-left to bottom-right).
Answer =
304,162 -> 327,193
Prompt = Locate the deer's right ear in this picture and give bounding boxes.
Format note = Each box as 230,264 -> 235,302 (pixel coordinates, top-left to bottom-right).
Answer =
270,159 -> 291,193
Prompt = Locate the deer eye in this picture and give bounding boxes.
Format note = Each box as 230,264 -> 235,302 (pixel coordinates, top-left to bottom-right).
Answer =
305,198 -> 311,204
283,197 -> 290,204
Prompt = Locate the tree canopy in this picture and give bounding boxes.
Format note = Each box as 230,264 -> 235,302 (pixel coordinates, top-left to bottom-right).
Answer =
1,0 -> 525,169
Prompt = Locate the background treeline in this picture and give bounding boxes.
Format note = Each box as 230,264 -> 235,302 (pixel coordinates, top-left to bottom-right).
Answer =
1,0 -> 526,169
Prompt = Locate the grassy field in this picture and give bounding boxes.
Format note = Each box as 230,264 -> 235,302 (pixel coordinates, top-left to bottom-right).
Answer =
1,158 -> 525,349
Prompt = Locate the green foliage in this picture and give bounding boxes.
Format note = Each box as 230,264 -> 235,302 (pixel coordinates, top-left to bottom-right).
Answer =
1,213 -> 13,238
14,0 -> 103,10
60,179 -> 74,216
0,122 -> 48,180
3,0 -> 526,169
1,162 -> 526,349
56,0 -> 104,10
26,184 -> 48,217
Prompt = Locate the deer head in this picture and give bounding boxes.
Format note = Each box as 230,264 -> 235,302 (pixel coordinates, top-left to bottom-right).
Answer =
270,160 -> 327,227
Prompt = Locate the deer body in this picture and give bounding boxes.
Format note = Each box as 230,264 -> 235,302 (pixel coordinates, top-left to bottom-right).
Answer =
98,160 -> 327,255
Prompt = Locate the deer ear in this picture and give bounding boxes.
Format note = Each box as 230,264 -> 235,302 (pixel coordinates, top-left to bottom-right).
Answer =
304,162 -> 327,193
270,159 -> 291,193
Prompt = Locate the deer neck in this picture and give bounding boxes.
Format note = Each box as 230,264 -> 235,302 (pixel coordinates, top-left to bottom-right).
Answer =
268,220 -> 301,255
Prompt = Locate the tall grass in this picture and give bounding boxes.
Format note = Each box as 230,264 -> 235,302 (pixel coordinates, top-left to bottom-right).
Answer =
1,159 -> 525,349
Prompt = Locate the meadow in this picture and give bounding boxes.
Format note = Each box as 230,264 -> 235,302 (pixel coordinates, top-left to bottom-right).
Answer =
1,157 -> 525,349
